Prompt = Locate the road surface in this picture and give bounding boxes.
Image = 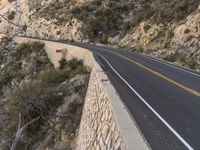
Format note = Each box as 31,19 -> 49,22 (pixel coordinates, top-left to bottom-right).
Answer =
70,42 -> 200,150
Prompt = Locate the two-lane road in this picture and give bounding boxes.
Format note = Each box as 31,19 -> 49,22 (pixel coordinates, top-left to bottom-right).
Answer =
71,42 -> 200,150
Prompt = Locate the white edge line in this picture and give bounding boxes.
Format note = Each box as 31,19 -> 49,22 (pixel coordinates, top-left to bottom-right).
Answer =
96,53 -> 194,150
133,52 -> 200,78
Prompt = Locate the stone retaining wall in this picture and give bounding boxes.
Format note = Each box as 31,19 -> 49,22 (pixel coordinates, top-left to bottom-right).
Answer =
76,63 -> 126,150
14,37 -> 149,150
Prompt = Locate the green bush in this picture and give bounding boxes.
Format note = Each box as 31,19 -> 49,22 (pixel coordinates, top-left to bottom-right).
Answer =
3,56 -> 89,138
70,65 -> 88,77
16,42 -> 45,60
163,53 -> 177,62
67,58 -> 83,70
42,58 -> 88,86
59,58 -> 67,70
41,68 -> 70,86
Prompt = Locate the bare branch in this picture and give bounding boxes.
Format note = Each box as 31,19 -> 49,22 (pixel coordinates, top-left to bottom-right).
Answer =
0,13 -> 20,27
10,113 -> 40,150
22,117 -> 40,130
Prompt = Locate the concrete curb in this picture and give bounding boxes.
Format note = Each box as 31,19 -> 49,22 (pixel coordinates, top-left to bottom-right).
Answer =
94,61 -> 150,150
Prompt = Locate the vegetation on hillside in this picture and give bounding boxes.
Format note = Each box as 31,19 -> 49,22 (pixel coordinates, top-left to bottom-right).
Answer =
0,40 -> 89,150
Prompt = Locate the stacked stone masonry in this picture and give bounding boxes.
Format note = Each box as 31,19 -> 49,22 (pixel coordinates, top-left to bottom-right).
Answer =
76,67 -> 126,150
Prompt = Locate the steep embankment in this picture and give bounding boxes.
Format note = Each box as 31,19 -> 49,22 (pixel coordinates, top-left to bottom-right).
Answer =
0,38 -> 89,150
0,0 -> 200,70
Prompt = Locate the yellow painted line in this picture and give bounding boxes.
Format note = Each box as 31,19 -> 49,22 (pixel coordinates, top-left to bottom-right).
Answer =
93,46 -> 200,97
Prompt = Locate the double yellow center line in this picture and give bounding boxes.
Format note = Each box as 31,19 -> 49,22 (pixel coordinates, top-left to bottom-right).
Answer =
93,46 -> 200,97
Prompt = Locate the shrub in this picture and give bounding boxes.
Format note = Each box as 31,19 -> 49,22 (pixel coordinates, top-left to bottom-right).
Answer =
16,42 -> 45,60
68,101 -> 82,114
163,53 -> 198,70
103,13 -> 121,30
85,19 -> 100,38
68,65 -> 88,78
92,0 -> 102,6
36,58 -> 51,67
0,71 -> 13,88
7,11 -> 16,20
4,81 -> 63,137
41,59 -> 88,87
164,43 -> 170,49
30,41 -> 45,52
187,60 -> 198,69
94,9 -> 104,17
71,6 -> 82,15
163,53 -> 177,62
67,58 -> 83,70
59,58 -> 67,70
84,5 -> 97,12
177,54 -> 186,64
41,68 -> 70,86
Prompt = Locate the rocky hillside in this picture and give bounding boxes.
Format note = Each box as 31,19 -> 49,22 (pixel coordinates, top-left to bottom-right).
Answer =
0,0 -> 200,70
0,38 -> 89,150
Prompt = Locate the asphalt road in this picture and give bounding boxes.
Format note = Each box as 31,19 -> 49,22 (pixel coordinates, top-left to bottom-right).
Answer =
70,42 -> 200,150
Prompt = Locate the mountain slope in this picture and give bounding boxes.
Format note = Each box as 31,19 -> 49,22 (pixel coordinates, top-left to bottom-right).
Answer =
0,0 -> 200,70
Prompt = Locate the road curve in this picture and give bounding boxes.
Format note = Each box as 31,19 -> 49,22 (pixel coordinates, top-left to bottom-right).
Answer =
70,42 -> 200,150
16,36 -> 200,150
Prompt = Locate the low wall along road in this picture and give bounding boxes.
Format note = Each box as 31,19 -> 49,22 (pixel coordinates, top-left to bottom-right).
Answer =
14,37 -> 149,150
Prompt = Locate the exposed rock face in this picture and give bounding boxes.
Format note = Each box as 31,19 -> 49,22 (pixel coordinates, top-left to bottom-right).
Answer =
116,7 -> 200,67
0,0 -> 85,40
0,0 -> 200,69
0,0 -> 29,34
